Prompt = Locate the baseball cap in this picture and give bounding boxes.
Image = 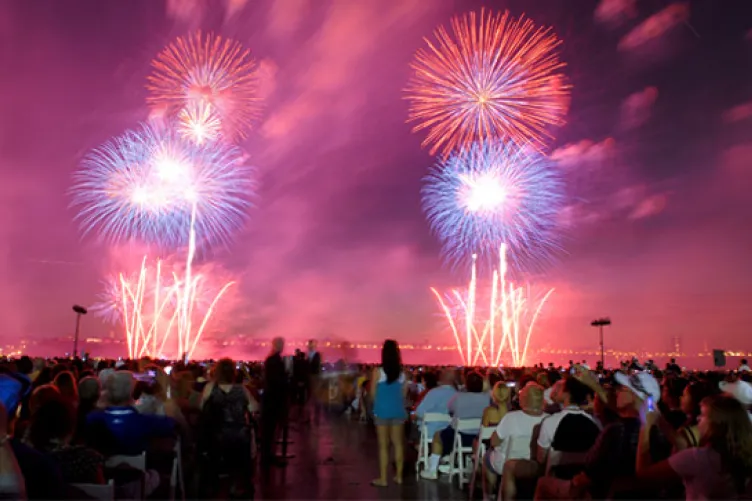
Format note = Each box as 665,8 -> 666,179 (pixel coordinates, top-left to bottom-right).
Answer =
719,380 -> 752,406
614,371 -> 661,402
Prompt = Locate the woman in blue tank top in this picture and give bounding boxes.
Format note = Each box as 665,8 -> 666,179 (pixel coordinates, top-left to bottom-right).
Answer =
370,339 -> 407,487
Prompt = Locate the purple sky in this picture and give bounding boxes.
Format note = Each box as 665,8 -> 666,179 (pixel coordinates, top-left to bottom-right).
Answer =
1,0 -> 751,359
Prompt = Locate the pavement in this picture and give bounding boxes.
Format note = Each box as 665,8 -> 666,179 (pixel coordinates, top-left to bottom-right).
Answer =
257,412 -> 467,500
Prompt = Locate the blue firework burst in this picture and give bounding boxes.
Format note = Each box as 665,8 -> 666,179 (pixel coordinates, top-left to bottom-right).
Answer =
71,122 -> 254,250
422,141 -> 563,272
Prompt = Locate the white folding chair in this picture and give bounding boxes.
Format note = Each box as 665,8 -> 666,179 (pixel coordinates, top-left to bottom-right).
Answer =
448,417 -> 482,489
544,448 -> 588,477
105,452 -> 147,471
70,479 -> 115,501
169,437 -> 186,501
468,425 -> 496,499
495,434 -> 536,501
415,412 -> 451,479
105,452 -> 147,500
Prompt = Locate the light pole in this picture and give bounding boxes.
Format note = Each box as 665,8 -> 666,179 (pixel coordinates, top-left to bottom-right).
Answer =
72,305 -> 88,358
591,317 -> 611,369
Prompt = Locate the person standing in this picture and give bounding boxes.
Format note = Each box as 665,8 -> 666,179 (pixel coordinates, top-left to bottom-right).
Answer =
371,339 -> 407,487
261,337 -> 288,470
305,340 -> 322,423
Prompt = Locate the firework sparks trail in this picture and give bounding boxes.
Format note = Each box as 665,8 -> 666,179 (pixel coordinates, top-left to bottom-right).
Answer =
405,9 -> 570,157
422,141 -> 563,272
95,246 -> 235,360
147,31 -> 261,141
431,245 -> 553,367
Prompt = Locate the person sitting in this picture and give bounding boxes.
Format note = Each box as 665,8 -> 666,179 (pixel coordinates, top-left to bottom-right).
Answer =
659,376 -> 689,431
0,402 -> 27,499
420,371 -> 488,480
482,382 -> 511,428
412,371 -> 438,410
1,383 -> 65,500
75,377 -> 100,444
26,396 -> 104,485
413,370 -> 456,442
536,376 -> 601,478
675,381 -> 715,450
636,394 -> 752,499
535,371 -> 660,499
52,371 -> 79,411
484,383 -> 547,500
86,371 -> 176,456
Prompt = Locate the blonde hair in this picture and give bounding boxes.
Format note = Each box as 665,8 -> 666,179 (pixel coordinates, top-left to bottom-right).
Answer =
520,383 -> 544,413
492,382 -> 511,404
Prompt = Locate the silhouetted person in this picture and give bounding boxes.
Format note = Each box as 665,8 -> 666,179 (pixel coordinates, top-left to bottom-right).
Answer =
292,350 -> 307,407
305,339 -> 322,423
261,337 -> 287,469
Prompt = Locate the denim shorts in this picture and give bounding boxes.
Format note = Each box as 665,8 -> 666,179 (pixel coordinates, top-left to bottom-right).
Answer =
374,417 -> 405,426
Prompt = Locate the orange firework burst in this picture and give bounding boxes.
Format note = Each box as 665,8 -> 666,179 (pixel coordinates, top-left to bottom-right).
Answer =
147,31 -> 261,141
405,9 -> 571,156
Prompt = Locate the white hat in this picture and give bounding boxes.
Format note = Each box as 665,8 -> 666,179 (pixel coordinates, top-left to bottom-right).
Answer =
614,371 -> 660,402
719,380 -> 752,406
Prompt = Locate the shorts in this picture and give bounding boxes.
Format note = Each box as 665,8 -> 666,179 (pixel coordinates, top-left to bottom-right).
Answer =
374,417 -> 405,426
440,426 -> 476,454
484,449 -> 504,476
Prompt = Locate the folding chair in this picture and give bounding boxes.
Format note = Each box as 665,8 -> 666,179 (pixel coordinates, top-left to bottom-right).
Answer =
415,412 -> 451,479
544,448 -> 588,478
169,437 -> 186,501
468,425 -> 496,499
105,452 -> 147,500
69,479 -> 115,501
448,417 -> 482,489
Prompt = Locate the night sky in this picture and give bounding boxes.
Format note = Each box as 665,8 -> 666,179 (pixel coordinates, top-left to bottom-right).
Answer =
1,0 -> 751,358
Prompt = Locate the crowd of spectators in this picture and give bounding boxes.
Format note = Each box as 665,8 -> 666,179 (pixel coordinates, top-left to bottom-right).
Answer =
1,341 -> 752,500
0,343 -> 304,499
370,340 -> 752,500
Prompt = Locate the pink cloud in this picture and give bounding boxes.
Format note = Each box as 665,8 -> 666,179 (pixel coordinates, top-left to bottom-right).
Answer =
551,138 -> 616,169
258,0 -> 437,156
629,193 -> 668,220
618,3 -> 690,51
621,86 -> 659,129
266,0 -> 311,41
240,242 -> 440,342
723,101 -> 752,124
594,0 -> 638,26
720,143 -> 752,181
164,0 -> 248,26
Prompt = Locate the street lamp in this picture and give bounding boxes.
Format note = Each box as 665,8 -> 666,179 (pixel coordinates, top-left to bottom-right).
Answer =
72,305 -> 88,358
591,317 -> 611,369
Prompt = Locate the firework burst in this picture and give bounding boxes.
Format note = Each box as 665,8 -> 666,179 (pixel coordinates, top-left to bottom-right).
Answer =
70,122 -> 254,250
147,31 -> 261,140
422,141 -> 563,271
177,101 -> 223,145
405,9 -> 570,157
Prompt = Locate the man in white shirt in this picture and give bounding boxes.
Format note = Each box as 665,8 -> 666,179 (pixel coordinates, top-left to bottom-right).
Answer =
738,359 -> 751,373
485,384 -> 547,497
537,377 -> 601,466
